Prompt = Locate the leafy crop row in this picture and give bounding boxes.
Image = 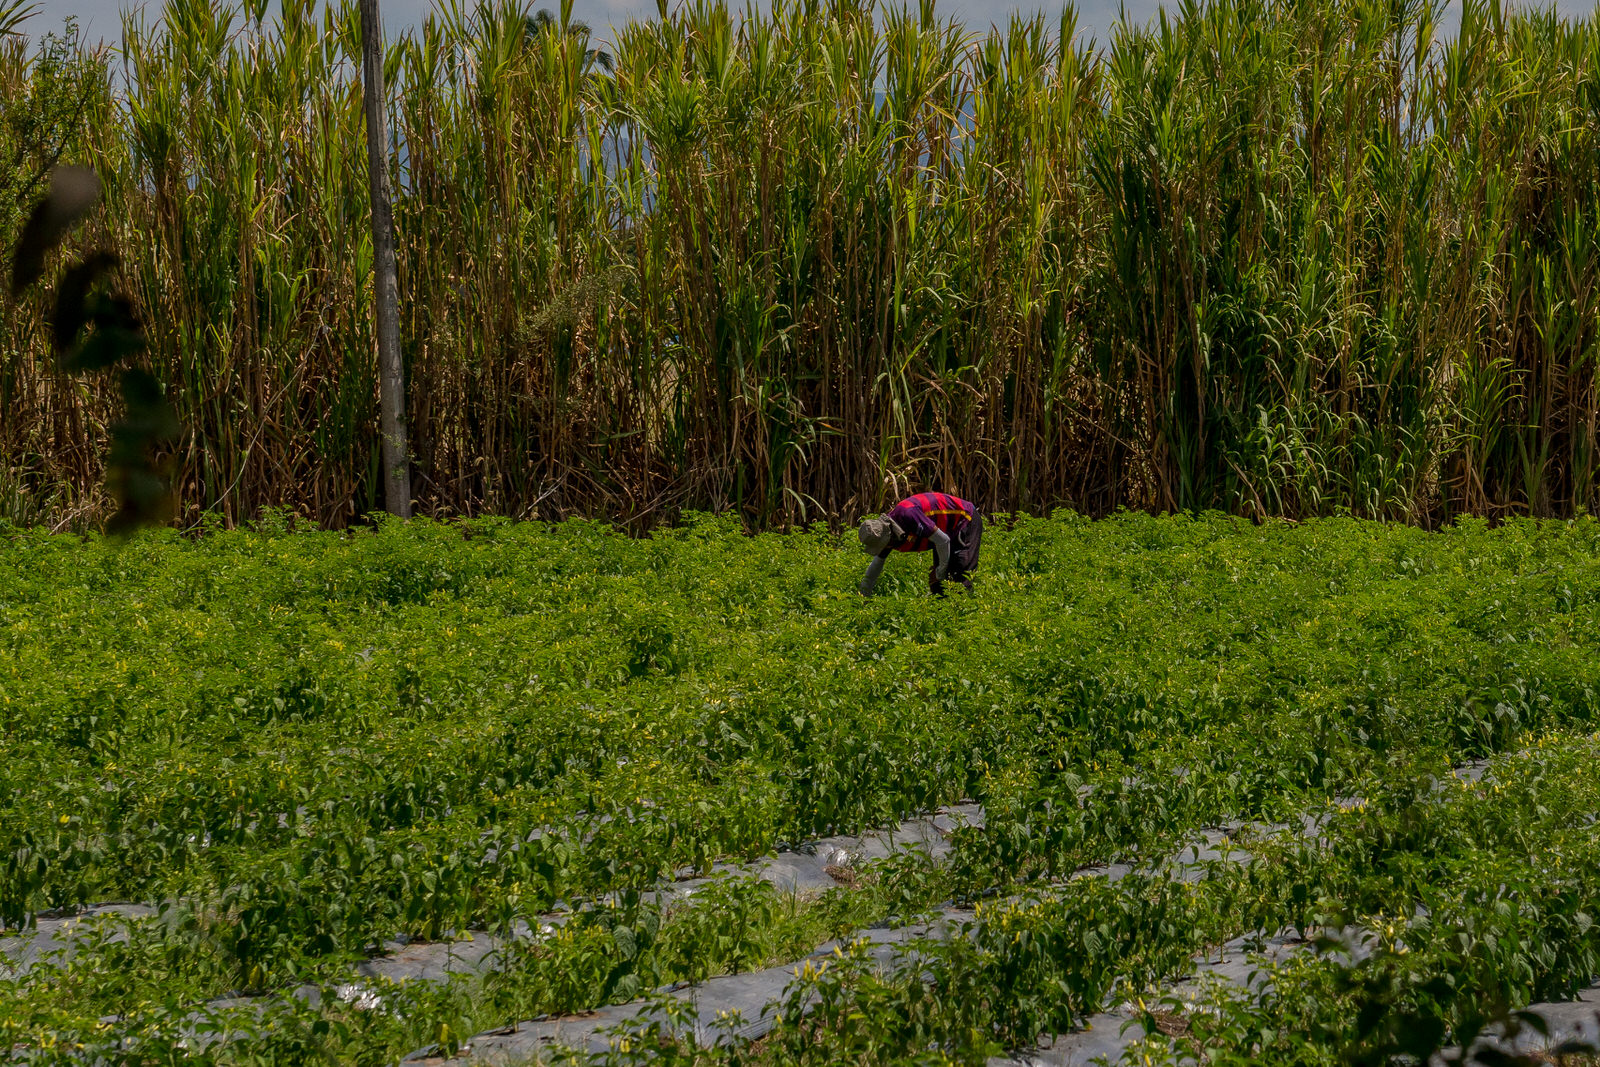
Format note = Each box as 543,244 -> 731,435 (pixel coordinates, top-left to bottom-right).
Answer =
5,512 -> 1600,1061
588,731 -> 1600,1065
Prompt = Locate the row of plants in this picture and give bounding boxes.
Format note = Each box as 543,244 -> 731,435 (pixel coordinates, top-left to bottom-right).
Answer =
5,513 -> 1600,1059
2,0 -> 1599,528
489,730 -> 1595,1067
0,864 -> 923,1064
643,728 -> 1600,1066
13,724 -> 1600,1065
7,513 -> 1597,924
1135,732 -> 1600,1063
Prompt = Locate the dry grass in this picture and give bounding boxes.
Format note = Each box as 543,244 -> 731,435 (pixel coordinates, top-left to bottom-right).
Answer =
1,0 -> 1597,530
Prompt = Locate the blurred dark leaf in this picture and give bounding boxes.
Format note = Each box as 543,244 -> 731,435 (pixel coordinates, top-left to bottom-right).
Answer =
10,164 -> 100,293
10,164 -> 177,535
1506,1010 -> 1549,1036
1395,1016 -> 1447,1056
50,251 -> 121,357
1354,996 -> 1386,1037
1549,1038 -> 1600,1055
106,367 -> 177,535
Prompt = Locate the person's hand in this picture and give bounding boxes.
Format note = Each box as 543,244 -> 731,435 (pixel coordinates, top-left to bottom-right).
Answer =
959,577 -> 974,594
928,567 -> 945,597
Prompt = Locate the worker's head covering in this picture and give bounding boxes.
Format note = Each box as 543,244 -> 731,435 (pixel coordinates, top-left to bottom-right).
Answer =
858,515 -> 899,555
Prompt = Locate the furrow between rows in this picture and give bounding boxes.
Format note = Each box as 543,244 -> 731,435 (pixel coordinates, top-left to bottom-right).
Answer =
416,755 -> 1574,1065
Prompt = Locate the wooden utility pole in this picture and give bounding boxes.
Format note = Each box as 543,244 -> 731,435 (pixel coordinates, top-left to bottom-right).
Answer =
359,0 -> 412,518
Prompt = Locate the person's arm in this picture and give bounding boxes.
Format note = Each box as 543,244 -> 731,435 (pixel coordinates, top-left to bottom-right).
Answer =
929,528 -> 951,580
887,503 -> 938,546
859,552 -> 888,596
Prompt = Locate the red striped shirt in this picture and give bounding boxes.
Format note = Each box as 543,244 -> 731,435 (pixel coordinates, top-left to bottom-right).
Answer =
885,493 -> 975,552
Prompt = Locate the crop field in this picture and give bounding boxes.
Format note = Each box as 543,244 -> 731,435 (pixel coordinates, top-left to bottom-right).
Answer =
4,512 -> 1600,1063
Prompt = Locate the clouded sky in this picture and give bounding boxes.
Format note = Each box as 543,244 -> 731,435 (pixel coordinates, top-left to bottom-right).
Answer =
18,0 -> 1598,54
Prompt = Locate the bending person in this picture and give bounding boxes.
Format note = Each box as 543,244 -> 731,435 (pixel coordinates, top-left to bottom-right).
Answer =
857,491 -> 982,596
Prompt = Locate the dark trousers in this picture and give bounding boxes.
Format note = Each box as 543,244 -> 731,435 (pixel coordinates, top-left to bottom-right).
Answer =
948,512 -> 982,579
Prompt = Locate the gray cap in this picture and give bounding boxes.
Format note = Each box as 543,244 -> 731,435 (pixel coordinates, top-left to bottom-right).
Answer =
858,516 -> 898,554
